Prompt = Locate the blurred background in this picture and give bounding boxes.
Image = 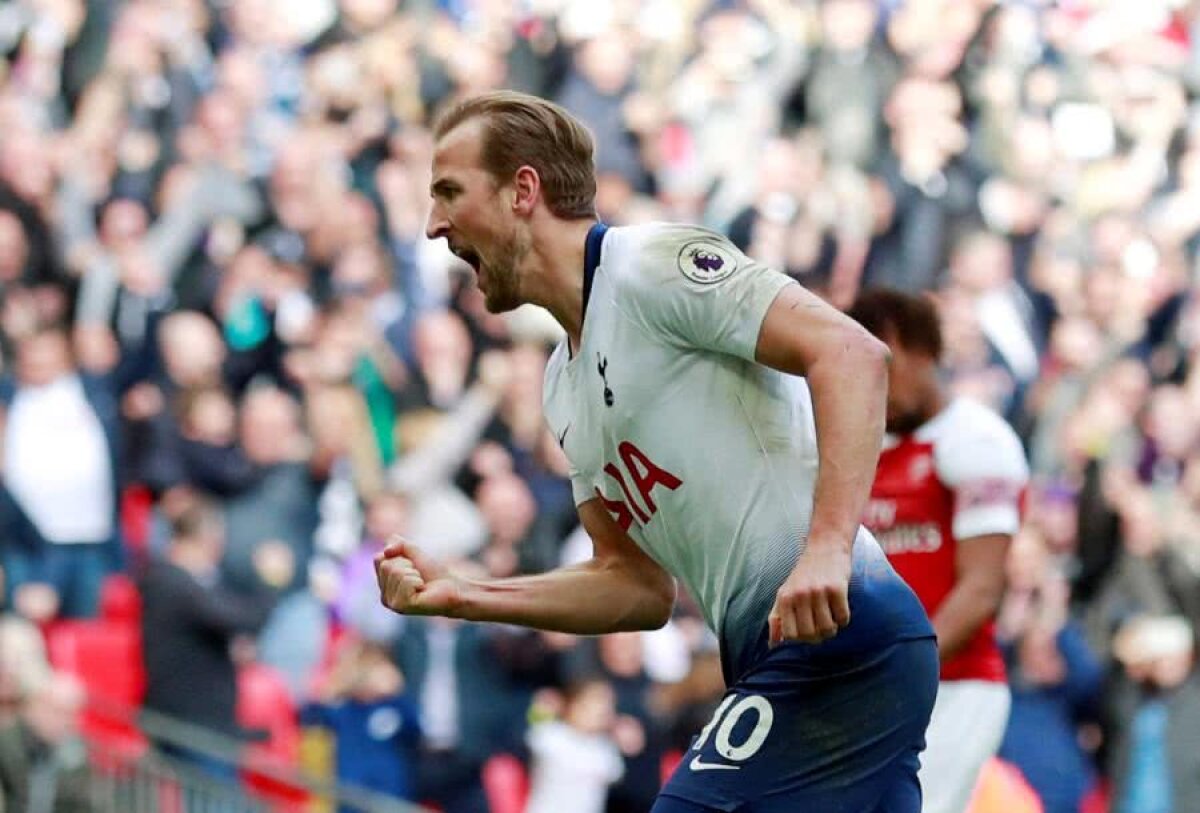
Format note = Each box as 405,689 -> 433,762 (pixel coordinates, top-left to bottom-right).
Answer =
0,0 -> 1197,811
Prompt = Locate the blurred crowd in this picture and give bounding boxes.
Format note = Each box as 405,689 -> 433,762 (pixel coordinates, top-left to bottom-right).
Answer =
0,0 -> 1198,811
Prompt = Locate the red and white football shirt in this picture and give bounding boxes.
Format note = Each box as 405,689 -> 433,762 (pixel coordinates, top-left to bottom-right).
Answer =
864,398 -> 1028,682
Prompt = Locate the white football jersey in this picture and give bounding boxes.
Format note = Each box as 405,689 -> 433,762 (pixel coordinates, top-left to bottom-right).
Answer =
543,223 -> 908,677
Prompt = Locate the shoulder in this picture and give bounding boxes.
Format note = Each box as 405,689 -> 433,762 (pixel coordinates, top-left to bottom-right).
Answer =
924,398 -> 1028,483
543,341 -> 569,380
541,341 -> 571,408
602,222 -> 748,292
922,398 -> 1023,452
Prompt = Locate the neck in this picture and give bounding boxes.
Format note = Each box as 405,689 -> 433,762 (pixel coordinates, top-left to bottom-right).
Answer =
924,377 -> 948,422
519,216 -> 597,353
168,545 -> 211,576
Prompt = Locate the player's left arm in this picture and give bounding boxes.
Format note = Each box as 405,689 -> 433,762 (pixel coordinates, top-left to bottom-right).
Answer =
932,533 -> 1010,662
755,282 -> 890,545
755,282 -> 891,644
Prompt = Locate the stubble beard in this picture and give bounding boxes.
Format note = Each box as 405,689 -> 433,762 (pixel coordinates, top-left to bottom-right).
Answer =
886,389 -> 938,435
481,228 -> 530,314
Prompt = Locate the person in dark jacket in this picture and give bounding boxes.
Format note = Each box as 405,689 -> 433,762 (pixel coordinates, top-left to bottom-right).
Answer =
393,614 -> 526,813
997,531 -> 1105,813
139,495 -> 280,783
1104,614 -> 1200,813
998,621 -> 1104,813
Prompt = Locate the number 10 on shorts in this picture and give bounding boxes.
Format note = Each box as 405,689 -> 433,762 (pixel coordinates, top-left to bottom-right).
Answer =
689,694 -> 775,771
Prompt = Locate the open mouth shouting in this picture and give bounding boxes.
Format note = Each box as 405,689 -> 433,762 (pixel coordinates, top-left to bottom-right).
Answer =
449,243 -> 482,274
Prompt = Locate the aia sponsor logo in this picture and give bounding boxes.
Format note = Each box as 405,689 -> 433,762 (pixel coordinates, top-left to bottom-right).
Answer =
595,441 -> 682,530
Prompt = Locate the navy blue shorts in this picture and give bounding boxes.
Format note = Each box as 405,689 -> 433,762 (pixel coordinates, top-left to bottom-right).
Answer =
654,635 -> 938,813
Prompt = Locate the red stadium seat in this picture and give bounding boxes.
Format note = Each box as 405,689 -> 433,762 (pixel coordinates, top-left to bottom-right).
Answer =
99,574 -> 142,626
119,485 -> 154,565
482,753 -> 528,813
237,662 -> 309,810
45,619 -> 147,759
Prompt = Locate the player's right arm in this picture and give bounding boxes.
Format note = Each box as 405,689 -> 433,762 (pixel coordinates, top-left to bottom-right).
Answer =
375,498 -> 676,634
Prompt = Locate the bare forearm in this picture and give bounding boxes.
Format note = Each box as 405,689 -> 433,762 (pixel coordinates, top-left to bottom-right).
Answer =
806,344 -> 888,548
454,561 -> 675,635
932,581 -> 1003,661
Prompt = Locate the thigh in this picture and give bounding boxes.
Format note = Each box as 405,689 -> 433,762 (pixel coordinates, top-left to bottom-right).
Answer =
870,751 -> 924,813
661,637 -> 938,813
918,681 -> 1011,813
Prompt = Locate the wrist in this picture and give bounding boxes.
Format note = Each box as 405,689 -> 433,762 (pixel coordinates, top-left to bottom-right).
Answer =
447,576 -> 481,621
804,525 -> 856,553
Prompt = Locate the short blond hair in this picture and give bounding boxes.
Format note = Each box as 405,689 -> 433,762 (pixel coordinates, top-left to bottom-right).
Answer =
433,91 -> 597,219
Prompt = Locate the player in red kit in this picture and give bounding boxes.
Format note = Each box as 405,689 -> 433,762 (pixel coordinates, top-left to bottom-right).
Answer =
848,289 -> 1029,813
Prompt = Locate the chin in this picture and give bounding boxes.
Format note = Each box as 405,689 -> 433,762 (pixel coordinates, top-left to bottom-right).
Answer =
886,412 -> 926,436
483,290 -> 520,314
481,273 -> 522,313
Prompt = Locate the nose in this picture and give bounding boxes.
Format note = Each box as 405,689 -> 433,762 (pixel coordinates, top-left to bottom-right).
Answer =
426,202 -> 449,241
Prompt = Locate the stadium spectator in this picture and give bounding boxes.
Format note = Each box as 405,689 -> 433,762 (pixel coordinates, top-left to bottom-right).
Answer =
221,386 -> 318,597
392,610 -> 516,813
1105,614 -> 1200,813
997,528 -> 1104,813
0,671 -> 93,813
0,326 -> 124,620
592,632 -> 671,813
301,637 -> 422,811
525,678 -> 625,813
139,496 -> 281,776
0,564 -> 50,716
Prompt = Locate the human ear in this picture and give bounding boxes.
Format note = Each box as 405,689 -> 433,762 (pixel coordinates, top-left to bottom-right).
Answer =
512,166 -> 540,215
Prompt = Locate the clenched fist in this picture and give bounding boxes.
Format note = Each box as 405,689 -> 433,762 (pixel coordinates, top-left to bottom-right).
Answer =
375,537 -> 466,617
768,538 -> 852,646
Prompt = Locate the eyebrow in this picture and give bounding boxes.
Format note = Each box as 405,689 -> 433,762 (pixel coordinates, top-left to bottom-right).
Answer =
430,178 -> 460,198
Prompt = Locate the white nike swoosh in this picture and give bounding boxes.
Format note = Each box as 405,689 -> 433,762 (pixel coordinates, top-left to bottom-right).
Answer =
688,755 -> 740,772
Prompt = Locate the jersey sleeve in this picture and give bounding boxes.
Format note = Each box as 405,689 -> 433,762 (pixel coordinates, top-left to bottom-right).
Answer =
612,225 -> 794,361
935,408 -> 1029,541
542,346 -> 597,507
570,472 -> 594,507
